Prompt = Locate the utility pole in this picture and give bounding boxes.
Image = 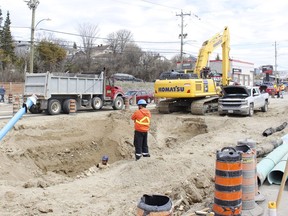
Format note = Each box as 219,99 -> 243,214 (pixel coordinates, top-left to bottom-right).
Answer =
176,10 -> 190,68
274,41 -> 278,77
26,0 -> 40,73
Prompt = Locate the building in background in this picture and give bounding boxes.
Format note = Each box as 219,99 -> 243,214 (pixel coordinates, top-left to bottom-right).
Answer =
209,59 -> 254,86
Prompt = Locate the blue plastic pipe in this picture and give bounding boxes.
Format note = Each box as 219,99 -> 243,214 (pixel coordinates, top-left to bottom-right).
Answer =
256,136 -> 288,185
267,153 -> 288,185
0,95 -> 37,141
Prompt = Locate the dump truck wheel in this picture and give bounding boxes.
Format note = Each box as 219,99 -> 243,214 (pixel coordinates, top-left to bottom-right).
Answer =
92,97 -> 103,110
48,99 -> 61,115
113,96 -> 124,110
29,104 -> 42,114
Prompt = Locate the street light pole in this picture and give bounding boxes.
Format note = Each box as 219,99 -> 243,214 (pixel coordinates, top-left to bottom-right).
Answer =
26,0 -> 39,73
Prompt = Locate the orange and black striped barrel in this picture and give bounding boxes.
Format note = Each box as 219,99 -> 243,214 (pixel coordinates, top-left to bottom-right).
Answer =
8,93 -> 13,104
13,96 -> 20,115
69,99 -> 76,114
124,97 -> 130,110
213,147 -> 242,216
237,139 -> 259,199
236,144 -> 256,210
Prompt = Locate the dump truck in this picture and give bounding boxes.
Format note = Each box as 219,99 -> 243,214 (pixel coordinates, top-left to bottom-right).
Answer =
24,71 -> 125,115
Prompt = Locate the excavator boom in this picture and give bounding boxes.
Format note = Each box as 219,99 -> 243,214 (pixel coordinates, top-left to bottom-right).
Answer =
195,26 -> 230,86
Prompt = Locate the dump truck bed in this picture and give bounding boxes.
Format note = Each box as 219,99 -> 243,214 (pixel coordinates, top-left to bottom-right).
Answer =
24,72 -> 104,99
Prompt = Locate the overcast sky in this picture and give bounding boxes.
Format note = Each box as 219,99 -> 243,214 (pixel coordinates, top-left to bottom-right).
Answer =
1,0 -> 288,71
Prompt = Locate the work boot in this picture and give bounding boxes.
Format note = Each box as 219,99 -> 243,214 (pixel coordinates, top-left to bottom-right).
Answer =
143,154 -> 150,157
135,155 -> 141,161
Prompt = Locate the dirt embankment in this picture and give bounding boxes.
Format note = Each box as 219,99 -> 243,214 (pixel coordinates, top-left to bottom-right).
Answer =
0,96 -> 287,215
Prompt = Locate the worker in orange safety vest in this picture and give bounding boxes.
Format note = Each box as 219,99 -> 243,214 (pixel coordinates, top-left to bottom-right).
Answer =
131,99 -> 151,160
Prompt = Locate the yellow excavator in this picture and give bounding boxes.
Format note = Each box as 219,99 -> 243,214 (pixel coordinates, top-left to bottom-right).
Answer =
154,26 -> 230,115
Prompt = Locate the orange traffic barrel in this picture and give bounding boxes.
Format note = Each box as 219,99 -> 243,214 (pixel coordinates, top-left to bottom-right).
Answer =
236,139 -> 264,202
136,194 -> 173,216
69,99 -> 76,114
124,97 -> 130,110
236,144 -> 256,210
213,147 -> 242,216
8,93 -> 13,104
12,96 -> 20,116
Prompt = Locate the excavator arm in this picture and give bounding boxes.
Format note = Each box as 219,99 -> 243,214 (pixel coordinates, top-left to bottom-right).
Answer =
194,26 -> 230,86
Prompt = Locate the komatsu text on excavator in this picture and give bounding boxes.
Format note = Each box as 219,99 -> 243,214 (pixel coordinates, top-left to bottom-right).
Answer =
154,26 -> 230,115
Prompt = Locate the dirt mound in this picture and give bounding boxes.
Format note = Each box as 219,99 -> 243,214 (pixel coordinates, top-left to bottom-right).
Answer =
0,96 -> 287,215
1,109 -> 208,181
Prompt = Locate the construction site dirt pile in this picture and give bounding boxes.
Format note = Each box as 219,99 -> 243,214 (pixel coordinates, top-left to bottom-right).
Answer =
0,96 -> 287,215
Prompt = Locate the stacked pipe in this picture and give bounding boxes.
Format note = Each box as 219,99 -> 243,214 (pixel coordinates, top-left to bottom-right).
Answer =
267,153 -> 288,185
257,140 -> 288,186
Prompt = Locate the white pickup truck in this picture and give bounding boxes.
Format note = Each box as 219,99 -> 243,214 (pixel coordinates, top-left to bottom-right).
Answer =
218,86 -> 269,116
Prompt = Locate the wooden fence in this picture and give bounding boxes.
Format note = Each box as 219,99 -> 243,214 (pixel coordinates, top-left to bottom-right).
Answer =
0,82 -> 24,96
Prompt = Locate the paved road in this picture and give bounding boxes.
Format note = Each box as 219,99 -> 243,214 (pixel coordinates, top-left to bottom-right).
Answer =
0,102 -> 152,119
0,102 -> 13,119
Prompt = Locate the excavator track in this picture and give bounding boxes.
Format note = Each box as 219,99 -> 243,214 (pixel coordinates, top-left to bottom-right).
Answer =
157,97 -> 219,115
157,100 -> 173,114
190,96 -> 219,115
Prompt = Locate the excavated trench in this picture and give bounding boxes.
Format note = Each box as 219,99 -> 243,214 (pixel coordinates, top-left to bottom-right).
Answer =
9,111 -> 209,178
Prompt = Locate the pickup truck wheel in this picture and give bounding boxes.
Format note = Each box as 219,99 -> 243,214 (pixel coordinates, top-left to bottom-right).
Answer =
48,99 -> 61,115
261,101 -> 268,112
92,97 -> 103,110
248,104 -> 254,117
113,96 -> 124,110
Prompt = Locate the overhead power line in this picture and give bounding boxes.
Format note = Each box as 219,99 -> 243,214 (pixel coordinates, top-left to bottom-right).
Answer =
38,28 -> 184,44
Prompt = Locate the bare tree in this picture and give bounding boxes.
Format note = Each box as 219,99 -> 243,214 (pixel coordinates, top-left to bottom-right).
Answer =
106,29 -> 133,54
77,23 -> 99,72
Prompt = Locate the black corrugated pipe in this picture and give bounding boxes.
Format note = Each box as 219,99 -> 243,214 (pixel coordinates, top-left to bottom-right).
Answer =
275,122 -> 288,132
262,122 -> 287,137
262,128 -> 276,137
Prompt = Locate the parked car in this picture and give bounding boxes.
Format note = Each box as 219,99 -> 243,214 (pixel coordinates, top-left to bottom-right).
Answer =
259,83 -> 277,95
111,73 -> 143,82
124,90 -> 154,105
265,85 -> 277,95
